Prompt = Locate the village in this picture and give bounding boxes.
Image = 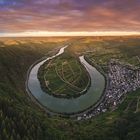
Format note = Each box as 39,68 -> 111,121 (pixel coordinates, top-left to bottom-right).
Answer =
77,60 -> 140,120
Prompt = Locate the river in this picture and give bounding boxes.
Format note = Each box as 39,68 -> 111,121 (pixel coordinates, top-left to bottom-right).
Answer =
27,46 -> 105,114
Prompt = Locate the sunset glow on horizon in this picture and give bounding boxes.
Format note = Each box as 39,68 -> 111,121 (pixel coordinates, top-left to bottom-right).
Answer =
1,31 -> 140,37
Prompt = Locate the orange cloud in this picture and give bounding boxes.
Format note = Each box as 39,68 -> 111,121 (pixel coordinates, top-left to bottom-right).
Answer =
0,0 -> 139,33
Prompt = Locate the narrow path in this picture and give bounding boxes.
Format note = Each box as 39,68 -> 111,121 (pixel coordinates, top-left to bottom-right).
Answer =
135,96 -> 140,113
55,62 -> 82,92
136,56 -> 140,64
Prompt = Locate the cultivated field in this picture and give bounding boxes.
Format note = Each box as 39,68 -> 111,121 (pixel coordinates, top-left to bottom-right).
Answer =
38,49 -> 89,98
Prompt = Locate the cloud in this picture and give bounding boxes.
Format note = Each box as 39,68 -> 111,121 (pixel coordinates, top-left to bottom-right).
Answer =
0,0 -> 139,33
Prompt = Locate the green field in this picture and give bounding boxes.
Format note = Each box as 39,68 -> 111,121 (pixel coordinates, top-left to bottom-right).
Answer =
0,37 -> 140,140
38,50 -> 89,98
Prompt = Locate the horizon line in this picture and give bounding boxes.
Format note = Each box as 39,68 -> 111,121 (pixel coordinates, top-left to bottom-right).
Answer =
0,31 -> 140,37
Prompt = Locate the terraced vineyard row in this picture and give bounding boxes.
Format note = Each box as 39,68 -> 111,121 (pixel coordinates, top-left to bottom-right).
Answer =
38,51 -> 90,98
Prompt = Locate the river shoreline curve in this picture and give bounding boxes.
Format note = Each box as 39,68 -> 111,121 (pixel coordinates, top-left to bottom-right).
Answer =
25,45 -> 106,117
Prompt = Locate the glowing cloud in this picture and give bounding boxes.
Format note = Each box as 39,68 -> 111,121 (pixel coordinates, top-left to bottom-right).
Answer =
0,0 -> 140,36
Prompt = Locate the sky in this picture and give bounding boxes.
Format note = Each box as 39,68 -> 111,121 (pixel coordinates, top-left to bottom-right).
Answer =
0,0 -> 140,36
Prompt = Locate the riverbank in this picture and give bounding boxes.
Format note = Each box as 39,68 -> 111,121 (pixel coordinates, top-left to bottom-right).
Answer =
77,59 -> 140,120
26,45 -> 105,116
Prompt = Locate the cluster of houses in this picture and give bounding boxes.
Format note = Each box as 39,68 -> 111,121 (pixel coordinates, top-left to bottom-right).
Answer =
77,60 -> 140,120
